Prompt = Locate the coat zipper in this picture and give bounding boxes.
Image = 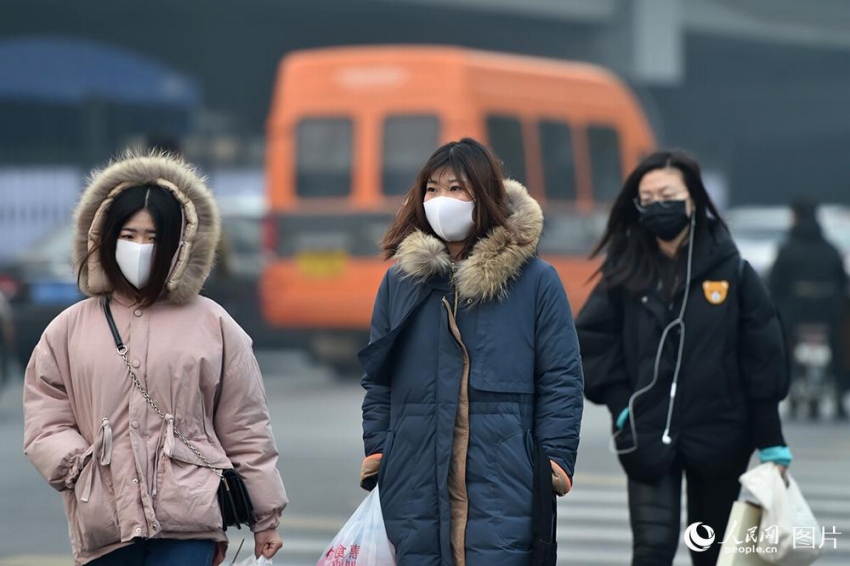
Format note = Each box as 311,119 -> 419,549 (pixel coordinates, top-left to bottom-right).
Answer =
444,260 -> 470,566
442,297 -> 470,566
451,261 -> 459,317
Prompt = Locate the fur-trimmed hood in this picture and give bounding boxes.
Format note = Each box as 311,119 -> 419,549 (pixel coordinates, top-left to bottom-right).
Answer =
395,179 -> 543,303
73,152 -> 221,304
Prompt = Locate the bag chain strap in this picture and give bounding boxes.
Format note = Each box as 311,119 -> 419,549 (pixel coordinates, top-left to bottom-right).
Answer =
100,296 -> 224,480
115,344 -> 223,480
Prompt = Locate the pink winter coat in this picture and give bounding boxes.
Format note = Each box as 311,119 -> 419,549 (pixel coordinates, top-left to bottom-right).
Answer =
22,154 -> 288,565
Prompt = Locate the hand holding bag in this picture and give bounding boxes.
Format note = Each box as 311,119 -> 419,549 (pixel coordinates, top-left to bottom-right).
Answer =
740,463 -> 821,565
718,463 -> 821,566
101,296 -> 255,530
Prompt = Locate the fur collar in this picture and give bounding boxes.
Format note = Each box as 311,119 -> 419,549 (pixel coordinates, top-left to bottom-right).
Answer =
395,179 -> 543,303
73,151 -> 220,304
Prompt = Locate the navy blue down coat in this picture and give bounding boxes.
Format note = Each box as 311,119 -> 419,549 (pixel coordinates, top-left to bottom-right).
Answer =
358,181 -> 584,566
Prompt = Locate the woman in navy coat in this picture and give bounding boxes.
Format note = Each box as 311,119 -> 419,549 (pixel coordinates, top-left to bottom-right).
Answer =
358,138 -> 584,566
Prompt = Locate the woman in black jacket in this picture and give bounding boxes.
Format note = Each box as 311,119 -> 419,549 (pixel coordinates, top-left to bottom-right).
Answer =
576,150 -> 791,566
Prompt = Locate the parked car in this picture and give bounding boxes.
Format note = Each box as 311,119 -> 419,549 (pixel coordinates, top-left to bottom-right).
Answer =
726,204 -> 850,280
0,193 -> 279,366
0,223 -> 82,367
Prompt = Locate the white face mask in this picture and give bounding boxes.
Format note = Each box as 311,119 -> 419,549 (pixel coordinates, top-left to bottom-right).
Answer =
424,197 -> 475,242
115,240 -> 154,289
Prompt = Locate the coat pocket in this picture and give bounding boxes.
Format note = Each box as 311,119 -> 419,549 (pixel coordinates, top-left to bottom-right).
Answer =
68,458 -> 121,552
376,430 -> 411,551
470,367 -> 535,394
491,429 -> 534,550
377,430 -> 395,487
153,439 -> 230,532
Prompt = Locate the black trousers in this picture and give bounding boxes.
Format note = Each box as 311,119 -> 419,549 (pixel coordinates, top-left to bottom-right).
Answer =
628,458 -> 747,566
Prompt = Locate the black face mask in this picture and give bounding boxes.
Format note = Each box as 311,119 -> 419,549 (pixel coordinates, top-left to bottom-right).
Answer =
637,199 -> 691,241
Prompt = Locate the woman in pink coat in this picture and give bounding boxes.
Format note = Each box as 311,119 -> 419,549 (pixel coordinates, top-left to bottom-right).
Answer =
23,153 -> 288,565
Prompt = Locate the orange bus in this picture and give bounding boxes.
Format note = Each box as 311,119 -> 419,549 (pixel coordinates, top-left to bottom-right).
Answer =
261,45 -> 655,370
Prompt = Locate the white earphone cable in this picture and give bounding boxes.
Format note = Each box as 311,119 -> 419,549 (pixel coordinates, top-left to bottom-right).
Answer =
611,211 -> 696,455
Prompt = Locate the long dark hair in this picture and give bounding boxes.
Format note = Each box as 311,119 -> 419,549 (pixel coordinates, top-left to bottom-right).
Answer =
78,185 -> 183,307
380,137 -> 511,260
591,150 -> 726,294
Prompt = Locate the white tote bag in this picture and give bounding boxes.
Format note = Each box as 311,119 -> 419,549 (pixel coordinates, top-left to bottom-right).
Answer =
733,463 -> 821,565
317,486 -> 396,566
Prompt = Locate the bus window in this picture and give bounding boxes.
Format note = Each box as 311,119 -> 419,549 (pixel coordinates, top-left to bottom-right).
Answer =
296,117 -> 353,197
486,115 -> 527,184
587,125 -> 623,202
382,115 -> 440,196
539,119 -> 577,201
538,210 -> 608,255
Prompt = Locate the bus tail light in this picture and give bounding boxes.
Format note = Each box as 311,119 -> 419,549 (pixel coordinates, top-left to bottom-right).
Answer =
262,213 -> 278,260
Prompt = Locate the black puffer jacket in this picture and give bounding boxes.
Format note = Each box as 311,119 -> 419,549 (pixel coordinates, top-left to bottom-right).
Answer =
577,221 -> 788,482
769,218 -> 847,331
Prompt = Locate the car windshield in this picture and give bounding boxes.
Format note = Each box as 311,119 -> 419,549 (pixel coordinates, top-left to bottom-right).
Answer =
222,216 -> 261,256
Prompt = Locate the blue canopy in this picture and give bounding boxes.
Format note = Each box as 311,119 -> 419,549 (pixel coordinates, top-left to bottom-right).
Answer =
0,36 -> 201,107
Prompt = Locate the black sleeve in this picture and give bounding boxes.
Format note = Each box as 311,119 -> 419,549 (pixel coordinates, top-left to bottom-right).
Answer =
575,281 -> 631,418
767,246 -> 790,305
834,249 -> 849,292
738,261 -> 789,448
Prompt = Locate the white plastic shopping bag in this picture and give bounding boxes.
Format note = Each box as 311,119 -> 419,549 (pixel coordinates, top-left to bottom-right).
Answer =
738,462 -> 821,565
233,556 -> 273,566
228,536 -> 275,566
317,486 -> 396,566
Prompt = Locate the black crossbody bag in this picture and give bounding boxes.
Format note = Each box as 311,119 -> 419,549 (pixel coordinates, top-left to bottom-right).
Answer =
101,296 -> 255,530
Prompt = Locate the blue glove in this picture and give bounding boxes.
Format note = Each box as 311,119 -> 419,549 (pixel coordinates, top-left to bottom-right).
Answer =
615,407 -> 629,431
759,445 -> 793,467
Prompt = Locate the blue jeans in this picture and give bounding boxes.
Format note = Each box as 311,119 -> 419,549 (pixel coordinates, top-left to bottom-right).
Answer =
88,538 -> 216,566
